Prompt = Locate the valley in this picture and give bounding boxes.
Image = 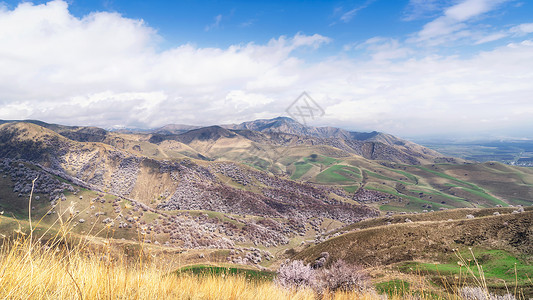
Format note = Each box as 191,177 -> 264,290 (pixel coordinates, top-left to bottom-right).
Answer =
419,140 -> 533,167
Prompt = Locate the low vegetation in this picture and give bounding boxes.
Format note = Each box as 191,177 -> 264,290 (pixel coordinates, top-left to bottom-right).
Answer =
177,264 -> 276,281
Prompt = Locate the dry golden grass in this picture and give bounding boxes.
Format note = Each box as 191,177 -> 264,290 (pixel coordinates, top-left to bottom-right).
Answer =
0,234 -> 399,299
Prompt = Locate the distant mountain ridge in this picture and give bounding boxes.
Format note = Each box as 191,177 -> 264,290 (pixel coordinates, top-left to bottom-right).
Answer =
145,117 -> 452,165
0,117 -> 454,165
222,117 -> 374,141
157,116 -> 434,151
112,116 -> 397,143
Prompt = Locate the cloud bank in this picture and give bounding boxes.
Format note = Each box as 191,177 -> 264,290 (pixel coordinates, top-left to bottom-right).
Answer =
0,0 -> 532,139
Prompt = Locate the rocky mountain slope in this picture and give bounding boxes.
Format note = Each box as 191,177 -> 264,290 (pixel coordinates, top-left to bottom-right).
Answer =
0,121 -> 378,251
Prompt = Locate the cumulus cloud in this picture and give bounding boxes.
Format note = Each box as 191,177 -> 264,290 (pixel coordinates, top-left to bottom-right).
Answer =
322,39 -> 533,136
0,1 -> 326,126
0,0 -> 532,139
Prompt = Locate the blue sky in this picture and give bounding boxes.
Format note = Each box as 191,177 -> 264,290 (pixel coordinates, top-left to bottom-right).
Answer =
5,0 -> 530,54
0,0 -> 532,139
2,1 -> 415,50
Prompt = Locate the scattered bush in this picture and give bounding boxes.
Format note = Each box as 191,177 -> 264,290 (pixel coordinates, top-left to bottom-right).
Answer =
460,286 -> 516,300
276,259 -> 370,294
275,260 -> 316,290
316,259 -> 370,293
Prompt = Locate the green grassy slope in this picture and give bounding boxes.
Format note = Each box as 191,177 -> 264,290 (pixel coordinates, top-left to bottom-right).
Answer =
270,152 -> 533,212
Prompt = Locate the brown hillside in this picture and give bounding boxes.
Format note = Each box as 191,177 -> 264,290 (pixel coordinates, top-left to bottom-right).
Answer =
295,209 -> 533,267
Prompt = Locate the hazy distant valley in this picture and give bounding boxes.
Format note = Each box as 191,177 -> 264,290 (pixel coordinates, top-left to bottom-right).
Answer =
420,140 -> 533,167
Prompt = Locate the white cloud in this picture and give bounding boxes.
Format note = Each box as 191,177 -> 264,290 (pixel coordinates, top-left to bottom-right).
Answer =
205,14 -> 222,31
474,32 -> 507,44
403,0 -> 450,21
0,0 -> 532,138
224,90 -> 274,115
445,0 -> 502,21
321,40 -> 533,136
510,22 -> 533,35
414,0 -> 510,45
354,37 -> 413,61
291,33 -> 331,49
334,0 -> 376,23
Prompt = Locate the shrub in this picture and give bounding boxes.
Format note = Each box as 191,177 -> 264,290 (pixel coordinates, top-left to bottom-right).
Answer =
275,260 -> 316,290
460,286 -> 516,300
276,259 -> 370,294
316,259 -> 370,293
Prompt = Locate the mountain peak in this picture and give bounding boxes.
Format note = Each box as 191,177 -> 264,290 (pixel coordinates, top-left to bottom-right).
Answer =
271,116 -> 297,123
176,125 -> 237,144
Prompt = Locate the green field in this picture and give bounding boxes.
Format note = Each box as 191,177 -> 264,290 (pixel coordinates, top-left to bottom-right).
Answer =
315,165 -> 361,183
290,161 -> 313,180
255,145 -> 533,212
375,280 -> 410,296
303,154 -> 338,166
398,249 -> 533,292
342,185 -> 359,193
176,264 -> 276,281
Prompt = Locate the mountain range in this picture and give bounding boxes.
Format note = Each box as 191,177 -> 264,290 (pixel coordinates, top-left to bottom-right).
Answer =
0,117 -> 532,292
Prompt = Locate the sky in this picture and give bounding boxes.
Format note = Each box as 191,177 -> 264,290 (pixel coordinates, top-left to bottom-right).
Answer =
0,0 -> 532,139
